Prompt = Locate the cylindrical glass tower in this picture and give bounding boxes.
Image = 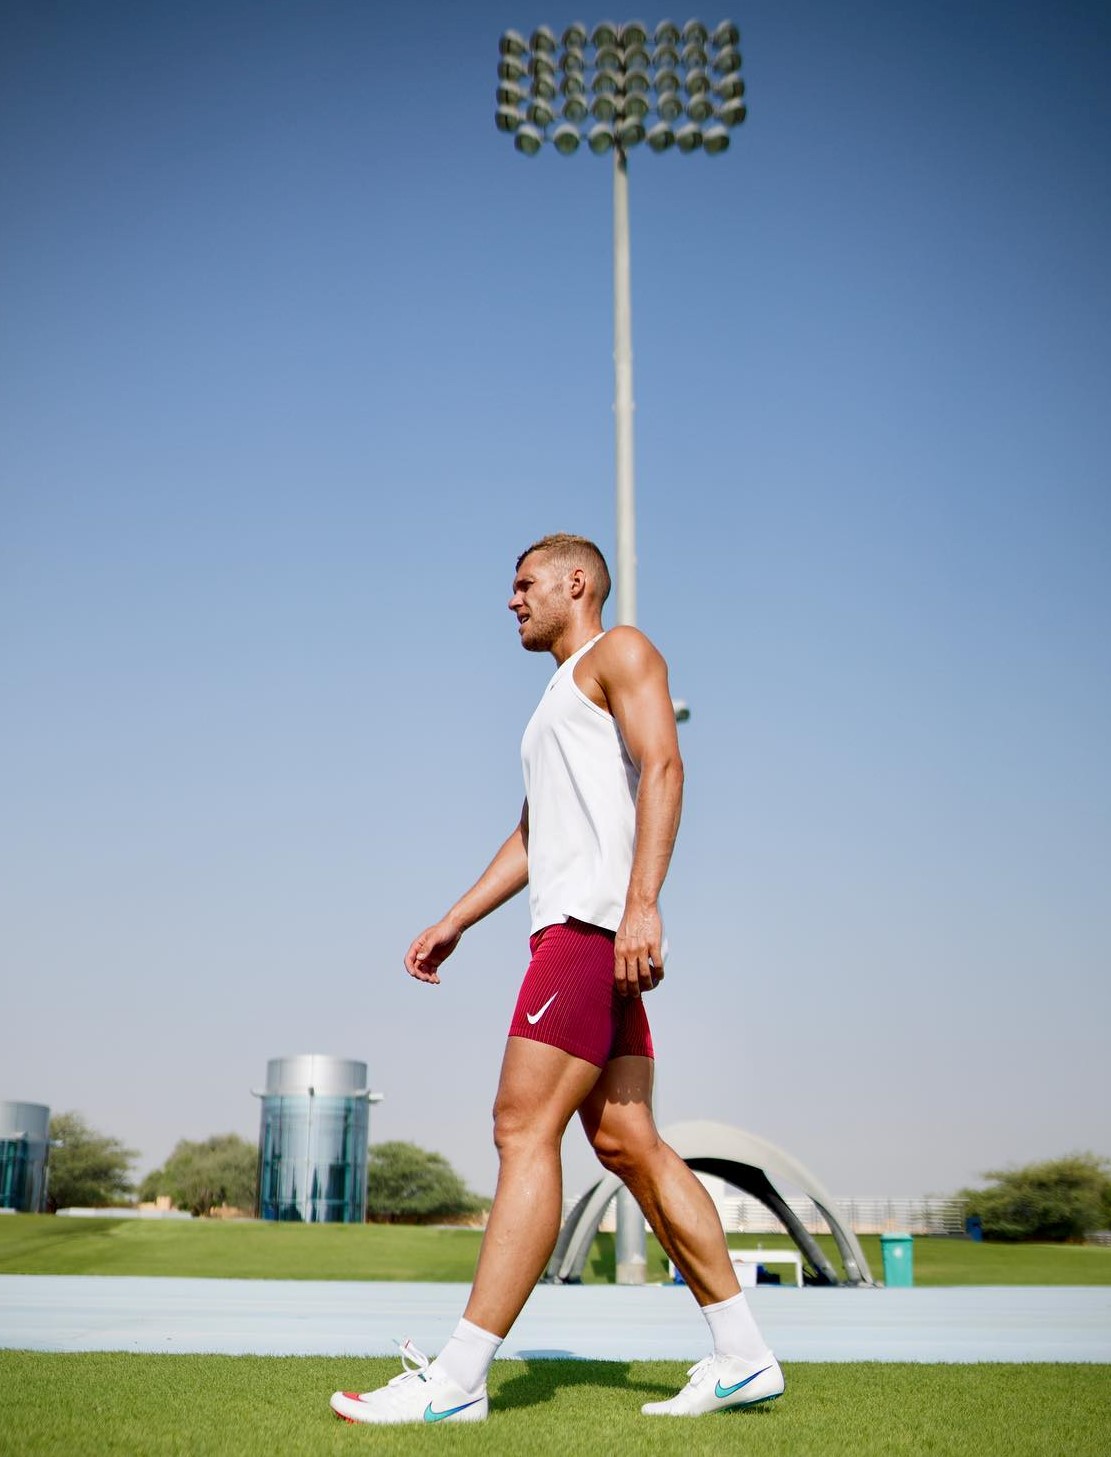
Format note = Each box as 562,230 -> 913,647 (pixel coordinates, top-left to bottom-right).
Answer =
254,1056 -> 378,1223
0,1102 -> 51,1213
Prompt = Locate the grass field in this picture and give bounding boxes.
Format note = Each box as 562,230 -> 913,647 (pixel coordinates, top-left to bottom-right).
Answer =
0,1352 -> 1106,1456
4,1221 -> 1108,1453
2,1214 -> 1110,1285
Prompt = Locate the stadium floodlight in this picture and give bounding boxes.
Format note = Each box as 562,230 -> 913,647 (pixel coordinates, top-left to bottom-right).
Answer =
617,115 -> 646,147
646,119 -> 676,151
514,123 -> 543,155
493,17 -> 746,631
703,123 -> 729,154
675,120 -> 703,151
588,120 -> 616,153
552,122 -> 582,154
658,91 -> 684,122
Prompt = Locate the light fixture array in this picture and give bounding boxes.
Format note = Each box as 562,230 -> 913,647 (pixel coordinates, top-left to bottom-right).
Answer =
496,19 -> 745,156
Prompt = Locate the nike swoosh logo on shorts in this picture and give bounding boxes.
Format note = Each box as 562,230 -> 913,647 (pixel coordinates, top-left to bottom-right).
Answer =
526,992 -> 558,1025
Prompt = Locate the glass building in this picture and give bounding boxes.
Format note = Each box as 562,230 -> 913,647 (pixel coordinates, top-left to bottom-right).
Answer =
254,1056 -> 382,1223
0,1102 -> 51,1213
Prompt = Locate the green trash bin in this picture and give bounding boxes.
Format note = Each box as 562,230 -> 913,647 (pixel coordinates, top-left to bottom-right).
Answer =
880,1232 -> 914,1287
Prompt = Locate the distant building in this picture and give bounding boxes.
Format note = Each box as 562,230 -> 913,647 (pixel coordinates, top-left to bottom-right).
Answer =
252,1056 -> 383,1223
0,1102 -> 51,1213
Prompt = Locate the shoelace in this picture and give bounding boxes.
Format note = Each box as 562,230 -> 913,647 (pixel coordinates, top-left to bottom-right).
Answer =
684,1356 -> 715,1387
386,1338 -> 432,1387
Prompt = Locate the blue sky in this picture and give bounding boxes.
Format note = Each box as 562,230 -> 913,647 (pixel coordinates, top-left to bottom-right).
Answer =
3,0 -> 1108,1203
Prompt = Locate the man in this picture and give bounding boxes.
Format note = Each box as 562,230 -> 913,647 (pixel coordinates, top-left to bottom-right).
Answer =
331,533 -> 783,1424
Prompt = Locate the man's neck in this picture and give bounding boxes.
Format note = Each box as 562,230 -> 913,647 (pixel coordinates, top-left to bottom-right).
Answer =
550,620 -> 604,666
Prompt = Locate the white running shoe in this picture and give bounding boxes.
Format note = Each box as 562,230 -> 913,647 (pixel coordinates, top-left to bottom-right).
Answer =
642,1352 -> 784,1417
330,1340 -> 488,1425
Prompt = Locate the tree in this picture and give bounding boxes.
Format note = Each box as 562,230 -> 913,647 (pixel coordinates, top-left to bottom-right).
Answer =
140,1133 -> 258,1217
367,1141 -> 486,1223
46,1112 -> 136,1211
962,1153 -> 1111,1242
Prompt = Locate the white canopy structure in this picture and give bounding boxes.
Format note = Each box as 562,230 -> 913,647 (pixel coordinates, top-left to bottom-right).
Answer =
545,1119 -> 874,1286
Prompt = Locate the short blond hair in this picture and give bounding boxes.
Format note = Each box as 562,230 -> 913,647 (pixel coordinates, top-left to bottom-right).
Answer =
516,533 -> 612,605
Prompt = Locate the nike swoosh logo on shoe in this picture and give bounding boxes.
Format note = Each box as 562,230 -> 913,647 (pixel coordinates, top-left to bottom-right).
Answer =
423,1398 -> 484,1423
715,1365 -> 774,1400
526,992 -> 558,1025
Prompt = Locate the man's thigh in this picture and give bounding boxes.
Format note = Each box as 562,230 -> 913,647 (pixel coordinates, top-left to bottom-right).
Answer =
493,1035 -> 603,1141
578,1054 -> 657,1151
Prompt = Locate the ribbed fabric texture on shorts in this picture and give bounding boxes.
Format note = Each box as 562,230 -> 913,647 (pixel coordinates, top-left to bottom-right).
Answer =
508,918 -> 654,1068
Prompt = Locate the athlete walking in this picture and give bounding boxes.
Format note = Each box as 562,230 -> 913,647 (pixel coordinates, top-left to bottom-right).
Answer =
331,534 -> 783,1424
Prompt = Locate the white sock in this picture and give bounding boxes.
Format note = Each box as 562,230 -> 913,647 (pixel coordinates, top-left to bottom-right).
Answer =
433,1317 -> 503,1393
701,1291 -> 771,1364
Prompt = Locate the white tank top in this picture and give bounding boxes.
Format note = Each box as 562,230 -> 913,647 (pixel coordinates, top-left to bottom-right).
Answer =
521,633 -> 639,935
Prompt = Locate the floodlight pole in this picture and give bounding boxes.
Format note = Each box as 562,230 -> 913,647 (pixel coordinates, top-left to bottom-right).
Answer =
496,15 -> 745,1286
611,143 -> 648,1282
613,146 -> 636,628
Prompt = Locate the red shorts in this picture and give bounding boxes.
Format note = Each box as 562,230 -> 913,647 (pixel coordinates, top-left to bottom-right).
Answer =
508,918 -> 655,1068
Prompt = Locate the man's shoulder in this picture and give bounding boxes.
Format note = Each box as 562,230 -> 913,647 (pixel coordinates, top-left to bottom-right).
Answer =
588,625 -> 666,677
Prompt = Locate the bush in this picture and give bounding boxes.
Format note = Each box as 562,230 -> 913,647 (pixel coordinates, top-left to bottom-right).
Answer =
46,1112 -> 137,1211
140,1134 -> 258,1217
367,1141 -> 486,1223
962,1153 -> 1111,1241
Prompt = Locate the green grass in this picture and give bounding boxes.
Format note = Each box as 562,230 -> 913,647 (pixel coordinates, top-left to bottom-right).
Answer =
723,1232 -> 1111,1287
0,1353 -> 1106,1456
2,1215 -> 1109,1284
0,1217 -> 485,1282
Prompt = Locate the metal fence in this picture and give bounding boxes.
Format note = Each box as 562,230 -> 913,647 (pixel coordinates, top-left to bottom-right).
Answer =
722,1195 -> 968,1236
578,1192 -> 969,1236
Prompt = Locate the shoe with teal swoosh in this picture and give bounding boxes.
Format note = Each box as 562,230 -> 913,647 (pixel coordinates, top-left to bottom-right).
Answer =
641,1352 -> 784,1416
330,1339 -> 488,1425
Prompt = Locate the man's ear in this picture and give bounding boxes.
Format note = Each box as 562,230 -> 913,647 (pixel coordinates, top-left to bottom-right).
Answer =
569,567 -> 587,598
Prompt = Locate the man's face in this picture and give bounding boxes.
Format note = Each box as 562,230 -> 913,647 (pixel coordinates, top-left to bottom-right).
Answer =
508,551 -> 571,653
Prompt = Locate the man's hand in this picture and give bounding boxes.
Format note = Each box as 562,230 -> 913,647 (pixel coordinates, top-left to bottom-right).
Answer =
404,919 -> 463,984
614,904 -> 665,999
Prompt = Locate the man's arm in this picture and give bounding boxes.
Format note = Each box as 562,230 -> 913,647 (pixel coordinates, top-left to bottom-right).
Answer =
403,800 -> 529,984
586,627 -> 684,998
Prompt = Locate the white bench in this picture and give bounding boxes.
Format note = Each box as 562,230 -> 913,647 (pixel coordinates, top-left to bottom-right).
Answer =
669,1247 -> 804,1288
731,1248 -> 803,1287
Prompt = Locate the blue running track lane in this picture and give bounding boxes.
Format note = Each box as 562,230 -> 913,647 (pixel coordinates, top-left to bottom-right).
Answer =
2,1278 -> 1109,1362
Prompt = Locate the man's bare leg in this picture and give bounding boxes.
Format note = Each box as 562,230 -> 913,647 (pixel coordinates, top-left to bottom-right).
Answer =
463,1036 -> 601,1336
578,1055 -> 740,1307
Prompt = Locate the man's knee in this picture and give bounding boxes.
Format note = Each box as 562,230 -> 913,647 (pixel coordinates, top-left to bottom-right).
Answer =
491,1090 -> 558,1157
590,1121 -> 660,1180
